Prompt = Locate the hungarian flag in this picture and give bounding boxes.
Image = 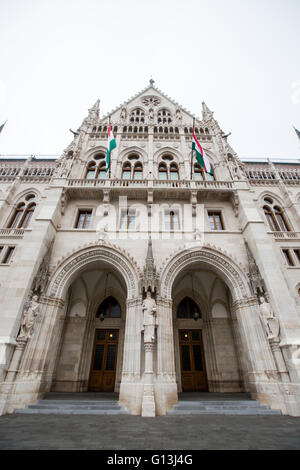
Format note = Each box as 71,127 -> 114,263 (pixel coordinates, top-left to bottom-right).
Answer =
0,121 -> 7,134
106,124 -> 117,172
192,129 -> 213,176
294,126 -> 300,141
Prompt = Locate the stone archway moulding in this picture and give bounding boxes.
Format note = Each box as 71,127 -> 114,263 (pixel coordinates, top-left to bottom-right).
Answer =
159,245 -> 252,302
47,243 -> 141,300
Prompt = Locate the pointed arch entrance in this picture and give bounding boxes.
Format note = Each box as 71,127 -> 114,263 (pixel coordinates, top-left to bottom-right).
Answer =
46,245 -> 140,394
158,245 -> 278,404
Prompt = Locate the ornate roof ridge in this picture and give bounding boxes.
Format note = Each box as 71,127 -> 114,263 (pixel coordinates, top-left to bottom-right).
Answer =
100,82 -> 202,122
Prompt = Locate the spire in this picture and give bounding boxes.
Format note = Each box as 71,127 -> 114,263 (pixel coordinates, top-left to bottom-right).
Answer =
141,237 -> 158,295
88,99 -> 100,121
202,102 -> 214,121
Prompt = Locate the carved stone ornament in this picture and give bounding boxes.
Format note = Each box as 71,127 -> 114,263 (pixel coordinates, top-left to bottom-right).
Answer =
141,96 -> 161,107
245,242 -> 266,297
17,295 -> 40,341
31,245 -> 53,296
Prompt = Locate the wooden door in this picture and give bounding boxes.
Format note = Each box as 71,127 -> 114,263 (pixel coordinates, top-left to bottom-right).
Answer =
89,329 -> 118,392
179,330 -> 208,392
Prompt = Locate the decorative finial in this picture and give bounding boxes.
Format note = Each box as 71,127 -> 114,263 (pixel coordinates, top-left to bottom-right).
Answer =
149,77 -> 155,86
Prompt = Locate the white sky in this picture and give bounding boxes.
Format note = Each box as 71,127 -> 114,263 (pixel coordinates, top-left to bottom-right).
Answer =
0,0 -> 299,159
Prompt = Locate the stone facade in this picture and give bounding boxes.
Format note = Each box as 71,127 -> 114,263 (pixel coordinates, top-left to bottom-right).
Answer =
0,82 -> 300,416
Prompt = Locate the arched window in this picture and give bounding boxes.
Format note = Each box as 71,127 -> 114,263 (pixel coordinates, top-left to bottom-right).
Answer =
97,162 -> 106,179
96,296 -> 121,318
122,162 -> 131,179
158,163 -> 168,180
177,297 -> 201,319
85,162 -> 96,179
170,163 -> 179,180
8,194 -> 37,228
263,198 -> 290,232
133,162 -> 143,180
85,154 -> 106,179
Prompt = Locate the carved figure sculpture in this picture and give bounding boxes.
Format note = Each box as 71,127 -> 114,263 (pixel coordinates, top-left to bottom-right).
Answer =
142,291 -> 157,343
18,295 -> 40,340
120,107 -> 127,120
259,296 -> 280,339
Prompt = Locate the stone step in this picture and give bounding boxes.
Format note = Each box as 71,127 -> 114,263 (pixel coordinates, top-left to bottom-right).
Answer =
15,395 -> 130,415
15,407 -> 130,415
168,400 -> 281,415
28,404 -> 122,410
168,408 -> 282,415
35,400 -> 120,407
171,400 -> 264,407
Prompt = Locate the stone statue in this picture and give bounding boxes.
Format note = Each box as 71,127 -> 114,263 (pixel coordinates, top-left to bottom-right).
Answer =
18,295 -> 40,341
149,108 -> 154,120
142,291 -> 157,343
120,107 -> 127,120
227,155 -> 241,180
175,109 -> 182,121
259,296 -> 280,339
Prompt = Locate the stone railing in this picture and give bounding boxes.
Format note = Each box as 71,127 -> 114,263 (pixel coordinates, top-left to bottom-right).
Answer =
271,231 -> 300,239
0,228 -> 27,238
67,179 -> 234,190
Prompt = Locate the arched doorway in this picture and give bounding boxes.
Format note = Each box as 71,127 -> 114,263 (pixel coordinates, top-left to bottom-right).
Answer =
89,296 -> 121,392
52,266 -> 127,393
172,268 -> 242,393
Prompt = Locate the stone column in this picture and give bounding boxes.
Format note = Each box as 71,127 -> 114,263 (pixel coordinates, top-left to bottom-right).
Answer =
233,298 -> 288,412
119,297 -> 143,415
155,296 -> 178,415
141,342 -> 156,417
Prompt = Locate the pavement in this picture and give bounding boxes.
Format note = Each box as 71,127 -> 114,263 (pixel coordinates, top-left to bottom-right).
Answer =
0,413 -> 300,450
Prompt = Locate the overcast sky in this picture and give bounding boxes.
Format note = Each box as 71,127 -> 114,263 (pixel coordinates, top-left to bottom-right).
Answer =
0,0 -> 299,159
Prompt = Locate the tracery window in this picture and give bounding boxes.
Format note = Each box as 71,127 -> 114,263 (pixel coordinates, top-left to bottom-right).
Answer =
177,297 -> 201,319
158,157 -> 179,180
263,198 -> 290,232
122,155 -> 143,179
8,194 -> 37,228
96,296 -> 121,318
85,153 -> 106,179
157,109 -> 172,124
130,108 -> 145,124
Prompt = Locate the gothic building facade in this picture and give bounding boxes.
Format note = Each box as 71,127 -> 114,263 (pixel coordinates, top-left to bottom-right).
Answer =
0,83 -> 300,416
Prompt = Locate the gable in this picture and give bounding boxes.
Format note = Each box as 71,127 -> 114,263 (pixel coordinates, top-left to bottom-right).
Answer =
99,84 -> 202,126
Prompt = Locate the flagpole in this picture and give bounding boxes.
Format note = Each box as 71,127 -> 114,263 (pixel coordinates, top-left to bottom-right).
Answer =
190,118 -> 195,180
108,116 -> 111,179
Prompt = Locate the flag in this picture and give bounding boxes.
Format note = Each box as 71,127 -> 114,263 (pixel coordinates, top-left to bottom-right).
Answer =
0,121 -> 7,134
192,129 -> 213,176
294,126 -> 300,141
106,124 -> 117,172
